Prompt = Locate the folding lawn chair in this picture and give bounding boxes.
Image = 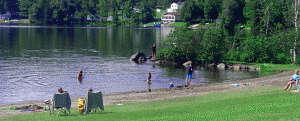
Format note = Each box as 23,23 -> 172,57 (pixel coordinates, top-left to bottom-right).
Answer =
84,91 -> 104,114
295,79 -> 299,90
50,93 -> 71,117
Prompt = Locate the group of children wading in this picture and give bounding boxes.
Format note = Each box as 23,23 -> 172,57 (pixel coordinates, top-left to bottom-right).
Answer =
76,43 -> 194,92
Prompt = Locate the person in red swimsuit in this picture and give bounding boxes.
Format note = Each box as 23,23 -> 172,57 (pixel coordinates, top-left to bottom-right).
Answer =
78,71 -> 84,83
151,43 -> 156,59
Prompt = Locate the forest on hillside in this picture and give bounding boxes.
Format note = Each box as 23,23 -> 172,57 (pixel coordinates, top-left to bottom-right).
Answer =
156,0 -> 300,65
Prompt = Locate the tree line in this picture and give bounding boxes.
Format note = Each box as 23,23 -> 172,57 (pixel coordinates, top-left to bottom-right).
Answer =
157,0 -> 300,64
0,0 -> 184,25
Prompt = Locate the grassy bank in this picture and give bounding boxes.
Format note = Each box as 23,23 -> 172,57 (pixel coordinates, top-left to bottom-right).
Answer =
2,86 -> 300,121
155,10 -> 166,19
169,22 -> 187,26
226,61 -> 300,72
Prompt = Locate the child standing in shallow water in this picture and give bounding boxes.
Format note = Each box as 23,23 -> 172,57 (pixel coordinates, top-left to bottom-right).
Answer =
78,71 -> 84,83
147,72 -> 151,92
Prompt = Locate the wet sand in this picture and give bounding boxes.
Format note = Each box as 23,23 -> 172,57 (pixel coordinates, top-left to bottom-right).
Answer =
0,71 -> 293,117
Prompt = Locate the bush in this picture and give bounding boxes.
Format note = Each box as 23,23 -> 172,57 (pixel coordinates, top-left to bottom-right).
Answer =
296,57 -> 300,64
275,53 -> 291,64
260,63 -> 273,72
197,29 -> 226,64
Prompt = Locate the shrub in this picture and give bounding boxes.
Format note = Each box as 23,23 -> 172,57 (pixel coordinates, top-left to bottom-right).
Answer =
275,53 -> 291,64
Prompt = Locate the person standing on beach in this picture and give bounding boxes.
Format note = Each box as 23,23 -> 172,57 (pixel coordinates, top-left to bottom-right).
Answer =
186,62 -> 193,86
151,43 -> 156,59
78,71 -> 84,83
147,72 -> 152,92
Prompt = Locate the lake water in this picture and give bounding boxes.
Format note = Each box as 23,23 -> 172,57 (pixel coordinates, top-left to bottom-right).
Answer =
0,25 -> 263,104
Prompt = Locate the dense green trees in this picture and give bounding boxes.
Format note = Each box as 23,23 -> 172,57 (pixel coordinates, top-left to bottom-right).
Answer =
180,0 -> 203,22
0,0 -> 18,14
13,0 -> 159,24
157,0 -> 300,64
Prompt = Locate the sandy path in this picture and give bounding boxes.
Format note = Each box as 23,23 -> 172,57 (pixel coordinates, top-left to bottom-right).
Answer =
0,71 -> 293,117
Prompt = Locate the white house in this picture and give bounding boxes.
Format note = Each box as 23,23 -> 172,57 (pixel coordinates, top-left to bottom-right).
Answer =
107,16 -> 113,21
0,11 -> 11,20
157,9 -> 161,13
171,3 -> 178,10
161,12 -> 182,24
162,2 -> 185,24
166,2 -> 184,13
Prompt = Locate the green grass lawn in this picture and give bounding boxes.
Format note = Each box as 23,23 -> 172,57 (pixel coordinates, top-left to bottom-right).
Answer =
19,19 -> 30,24
3,86 -> 300,121
225,61 -> 300,72
155,10 -> 166,19
169,22 -> 187,26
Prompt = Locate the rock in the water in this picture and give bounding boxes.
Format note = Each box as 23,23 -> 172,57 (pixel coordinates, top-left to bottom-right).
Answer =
217,63 -> 227,69
130,52 -> 145,61
183,61 -> 192,67
147,56 -> 152,60
138,56 -> 147,61
234,65 -> 241,70
248,66 -> 256,71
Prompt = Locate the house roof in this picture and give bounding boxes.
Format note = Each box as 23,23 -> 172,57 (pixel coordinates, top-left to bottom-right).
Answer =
163,12 -> 181,16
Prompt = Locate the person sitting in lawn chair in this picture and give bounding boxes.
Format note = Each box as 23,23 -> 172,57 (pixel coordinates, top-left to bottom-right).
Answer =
84,90 -> 104,114
50,88 -> 71,117
282,70 -> 300,91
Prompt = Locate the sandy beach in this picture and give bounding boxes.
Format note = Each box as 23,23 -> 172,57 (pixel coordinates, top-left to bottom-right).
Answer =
0,71 -> 293,117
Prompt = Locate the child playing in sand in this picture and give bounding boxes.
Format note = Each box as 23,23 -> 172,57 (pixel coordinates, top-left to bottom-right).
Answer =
169,82 -> 174,89
147,72 -> 151,92
282,70 -> 299,91
78,71 -> 84,83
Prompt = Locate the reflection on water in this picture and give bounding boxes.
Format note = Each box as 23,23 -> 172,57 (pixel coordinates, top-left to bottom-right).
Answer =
0,25 -> 263,104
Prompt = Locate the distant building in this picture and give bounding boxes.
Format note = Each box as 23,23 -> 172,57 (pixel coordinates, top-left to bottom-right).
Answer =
107,16 -> 113,21
162,2 -> 185,24
87,15 -> 102,21
166,2 -> 185,13
0,11 -> 11,20
161,12 -> 183,24
157,9 -> 161,13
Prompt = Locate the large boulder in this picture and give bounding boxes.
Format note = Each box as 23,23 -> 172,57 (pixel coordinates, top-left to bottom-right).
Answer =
130,52 -> 145,61
234,65 -> 241,70
248,66 -> 256,71
217,63 -> 227,69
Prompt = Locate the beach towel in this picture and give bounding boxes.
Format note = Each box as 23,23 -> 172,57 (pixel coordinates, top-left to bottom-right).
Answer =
51,93 -> 71,116
84,91 -> 104,114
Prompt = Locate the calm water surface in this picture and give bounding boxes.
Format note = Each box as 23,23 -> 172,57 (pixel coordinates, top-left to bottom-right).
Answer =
0,25 -> 264,104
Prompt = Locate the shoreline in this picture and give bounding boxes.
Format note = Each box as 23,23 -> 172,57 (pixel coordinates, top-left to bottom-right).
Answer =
0,71 -> 293,117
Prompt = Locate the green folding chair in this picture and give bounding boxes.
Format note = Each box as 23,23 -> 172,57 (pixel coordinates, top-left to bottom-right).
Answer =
50,93 -> 71,117
84,91 -> 104,114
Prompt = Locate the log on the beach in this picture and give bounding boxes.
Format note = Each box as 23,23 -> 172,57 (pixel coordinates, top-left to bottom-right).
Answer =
130,52 -> 145,61
16,104 -> 43,110
248,66 -> 256,71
